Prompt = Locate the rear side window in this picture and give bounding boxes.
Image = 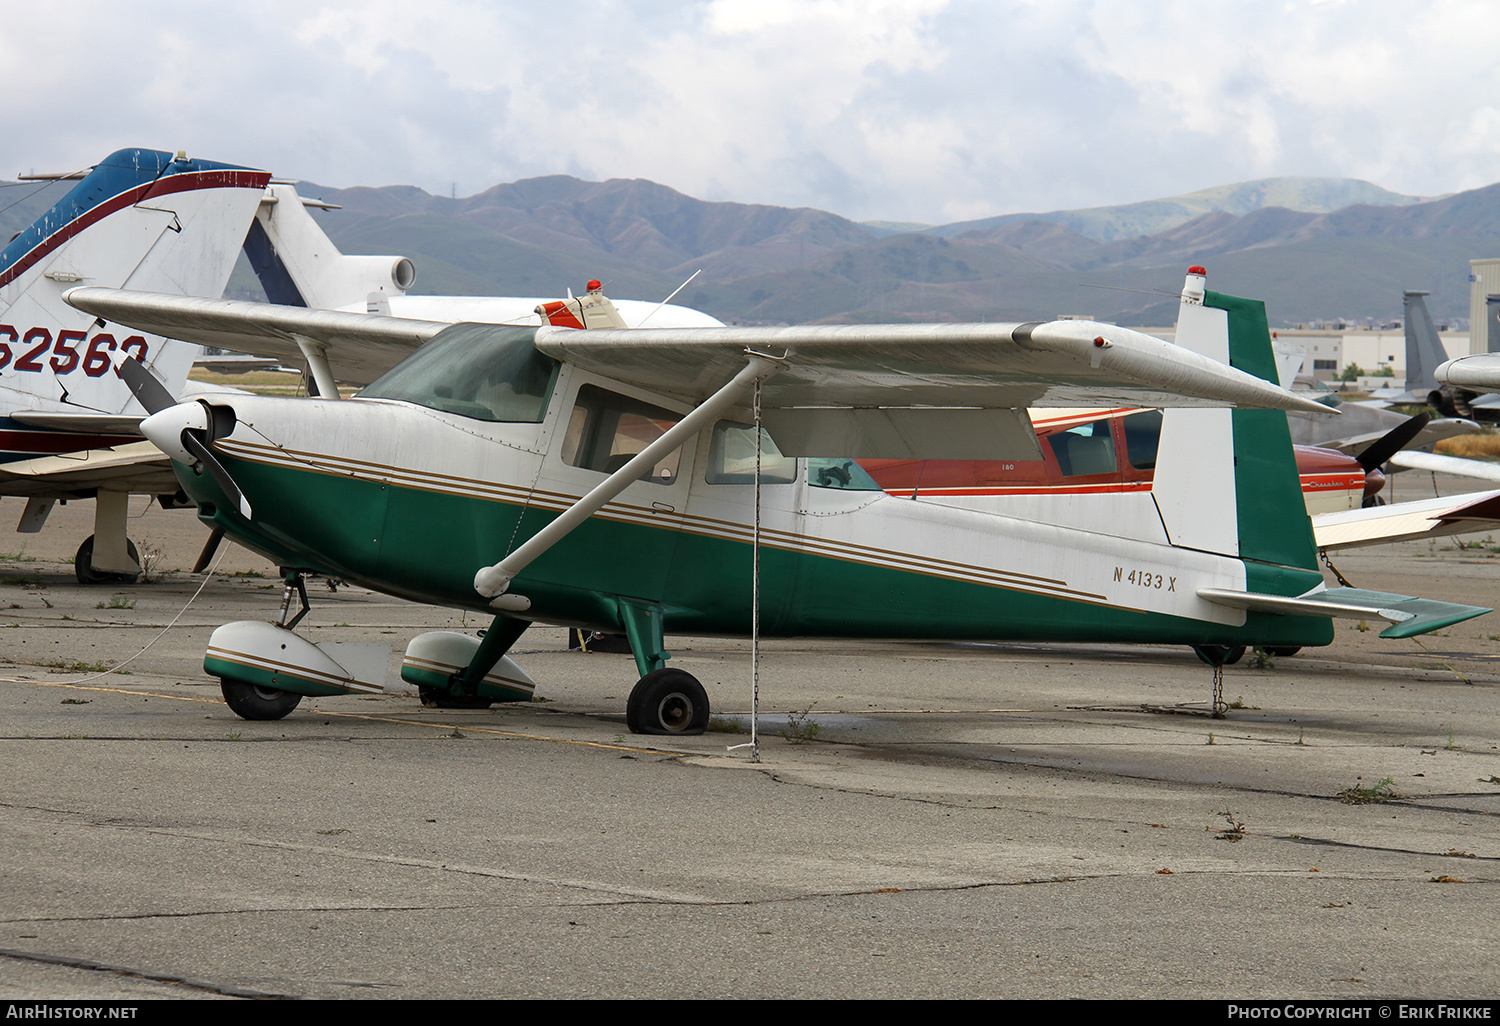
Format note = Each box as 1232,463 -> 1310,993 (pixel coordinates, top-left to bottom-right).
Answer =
1122,411 -> 1162,470
705,422 -> 796,484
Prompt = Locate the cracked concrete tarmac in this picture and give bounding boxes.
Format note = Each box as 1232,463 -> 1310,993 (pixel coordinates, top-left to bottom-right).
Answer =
0,498 -> 1498,998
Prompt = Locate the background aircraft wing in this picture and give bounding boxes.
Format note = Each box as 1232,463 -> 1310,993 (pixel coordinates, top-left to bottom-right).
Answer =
64,288 -> 449,385
8,411 -> 146,435
1387,450 -> 1500,484
1438,355 -> 1500,394
1312,490 -> 1500,549
0,442 -> 178,496
1310,417 -> 1480,456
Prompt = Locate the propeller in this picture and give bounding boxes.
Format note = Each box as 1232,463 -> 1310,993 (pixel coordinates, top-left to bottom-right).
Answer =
116,352 -> 253,519
174,404 -> 251,519
1353,412 -> 1431,473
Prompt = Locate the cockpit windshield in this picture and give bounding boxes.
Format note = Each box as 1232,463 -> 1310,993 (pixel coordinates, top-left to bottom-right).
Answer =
358,323 -> 560,423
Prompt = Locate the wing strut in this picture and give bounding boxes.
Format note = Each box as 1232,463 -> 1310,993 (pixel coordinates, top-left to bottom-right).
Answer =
473,352 -> 785,603
293,334 -> 341,400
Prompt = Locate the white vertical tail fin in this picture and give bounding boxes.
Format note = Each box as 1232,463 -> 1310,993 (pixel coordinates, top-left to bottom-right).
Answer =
1152,266 -> 1318,570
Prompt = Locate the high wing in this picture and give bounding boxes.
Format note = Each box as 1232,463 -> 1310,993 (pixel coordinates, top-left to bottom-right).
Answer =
64,288 -> 449,385
67,287 -> 1329,462
535,321 -> 1331,458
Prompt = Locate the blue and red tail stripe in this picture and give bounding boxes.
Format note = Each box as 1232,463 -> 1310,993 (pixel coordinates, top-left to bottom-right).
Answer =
0,149 -> 269,291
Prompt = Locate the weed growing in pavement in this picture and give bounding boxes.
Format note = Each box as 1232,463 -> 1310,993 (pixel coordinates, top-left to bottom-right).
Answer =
782,703 -> 821,743
1338,776 -> 1404,804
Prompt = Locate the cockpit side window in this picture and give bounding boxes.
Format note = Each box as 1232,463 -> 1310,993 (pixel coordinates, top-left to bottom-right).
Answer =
1039,421 -> 1117,477
561,384 -> 683,485
358,324 -> 559,423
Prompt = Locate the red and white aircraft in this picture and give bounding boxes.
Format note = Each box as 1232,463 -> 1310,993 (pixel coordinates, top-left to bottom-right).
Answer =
861,268 -> 1500,551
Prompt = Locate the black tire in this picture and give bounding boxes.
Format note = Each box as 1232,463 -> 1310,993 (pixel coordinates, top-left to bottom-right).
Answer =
418,685 -> 493,709
1223,646 -> 1246,666
221,678 -> 302,720
626,668 -> 709,735
1264,646 -> 1302,658
1194,645 -> 1237,667
74,536 -> 141,586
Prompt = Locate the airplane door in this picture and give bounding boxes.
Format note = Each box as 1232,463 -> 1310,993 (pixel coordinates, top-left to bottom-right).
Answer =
529,378 -> 694,601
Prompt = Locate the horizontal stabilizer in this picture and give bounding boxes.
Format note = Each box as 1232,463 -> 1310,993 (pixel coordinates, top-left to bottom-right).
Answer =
1198,586 -> 1490,639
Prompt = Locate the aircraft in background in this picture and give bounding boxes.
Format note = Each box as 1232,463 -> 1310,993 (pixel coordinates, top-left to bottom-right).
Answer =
1439,346 -> 1500,405
1362,290 -> 1458,406
1358,289 -> 1500,421
239,182 -> 721,397
861,404 -> 1500,551
0,148 -> 269,582
68,266 -> 1487,730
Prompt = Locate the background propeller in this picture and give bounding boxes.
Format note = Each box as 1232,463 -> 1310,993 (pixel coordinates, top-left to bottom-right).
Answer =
117,352 -> 176,416
1353,412 -> 1431,473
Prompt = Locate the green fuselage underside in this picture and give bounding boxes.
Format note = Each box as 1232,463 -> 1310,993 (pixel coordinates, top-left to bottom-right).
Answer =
188,452 -> 1333,650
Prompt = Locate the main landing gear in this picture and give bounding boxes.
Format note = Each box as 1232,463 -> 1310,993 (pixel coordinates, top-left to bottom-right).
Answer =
74,536 -> 141,586
615,597 -> 710,735
221,680 -> 303,720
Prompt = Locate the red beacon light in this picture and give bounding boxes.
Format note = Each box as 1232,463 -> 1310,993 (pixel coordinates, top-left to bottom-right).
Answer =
1182,265 -> 1207,305
586,279 -> 602,292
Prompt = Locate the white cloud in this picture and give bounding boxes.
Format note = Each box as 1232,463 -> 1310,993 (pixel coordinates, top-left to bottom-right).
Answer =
1,0 -> 1498,222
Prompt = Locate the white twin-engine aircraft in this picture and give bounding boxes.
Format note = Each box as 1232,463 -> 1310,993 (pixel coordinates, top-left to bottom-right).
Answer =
65,267 -> 1490,732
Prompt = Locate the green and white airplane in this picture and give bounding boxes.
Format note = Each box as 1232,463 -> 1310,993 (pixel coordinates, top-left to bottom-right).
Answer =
64,269 -> 1490,732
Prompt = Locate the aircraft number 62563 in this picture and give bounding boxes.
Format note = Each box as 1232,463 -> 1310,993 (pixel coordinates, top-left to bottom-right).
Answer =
0,325 -> 148,377
1114,566 -> 1176,592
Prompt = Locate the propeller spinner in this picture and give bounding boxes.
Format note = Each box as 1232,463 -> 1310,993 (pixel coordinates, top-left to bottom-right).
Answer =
117,354 -> 253,519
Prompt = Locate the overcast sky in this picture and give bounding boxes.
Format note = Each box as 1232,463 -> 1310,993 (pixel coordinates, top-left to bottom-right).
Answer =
3,0 -> 1496,225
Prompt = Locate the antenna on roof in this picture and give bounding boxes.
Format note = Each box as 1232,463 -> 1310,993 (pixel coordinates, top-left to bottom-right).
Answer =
638,269 -> 703,327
